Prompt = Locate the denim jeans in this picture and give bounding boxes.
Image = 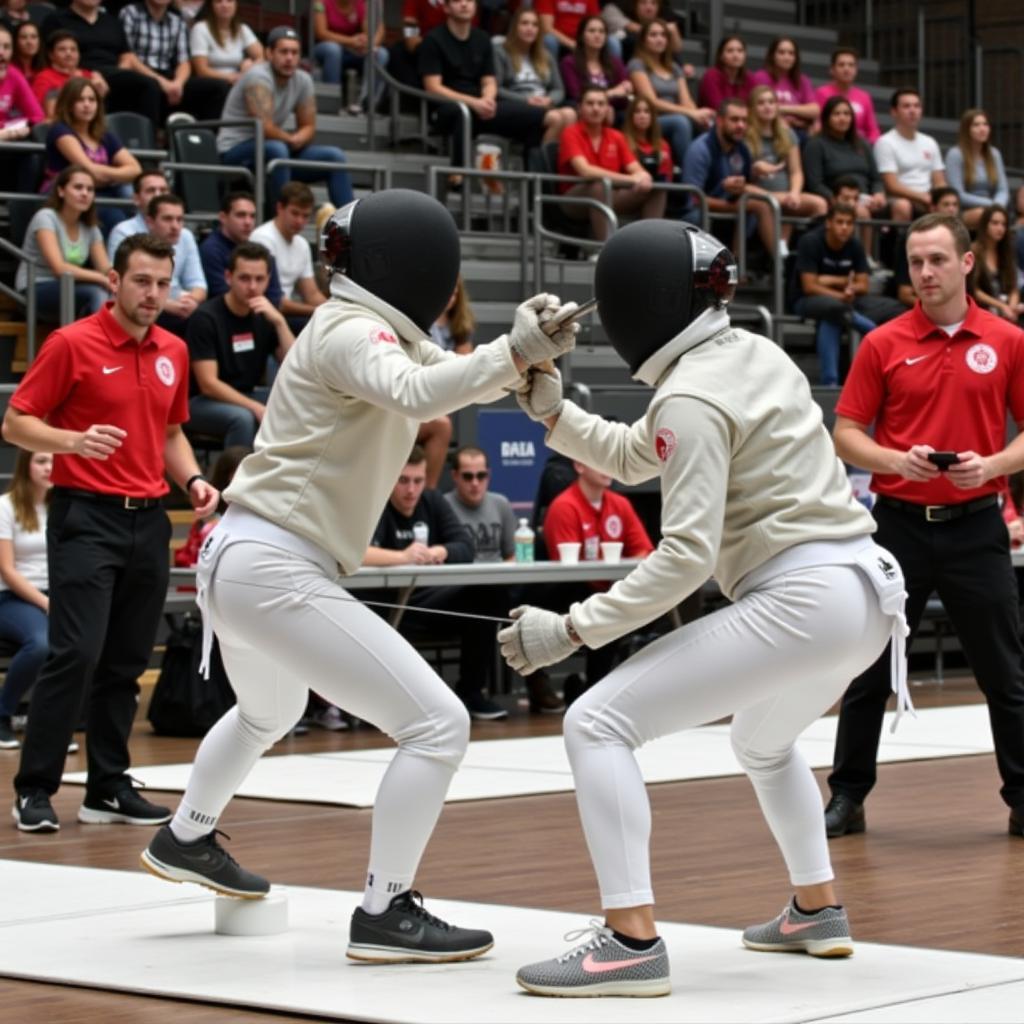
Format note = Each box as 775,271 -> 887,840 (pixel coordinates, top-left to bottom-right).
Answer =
0,591 -> 49,717
188,388 -> 270,449
794,295 -> 876,386
220,139 -> 354,208
543,33 -> 621,62
34,280 -> 108,319
658,113 -> 694,172
314,40 -> 389,105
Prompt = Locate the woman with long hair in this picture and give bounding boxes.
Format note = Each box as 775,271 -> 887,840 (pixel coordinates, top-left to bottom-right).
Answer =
430,275 -> 477,355
32,30 -> 109,120
560,15 -> 631,118
750,36 -> 817,139
11,20 -> 41,83
617,0 -> 689,68
945,108 -> 1010,232
621,94 -> 671,182
43,77 -> 140,233
627,18 -> 712,171
189,0 -> 261,86
746,85 -> 826,244
970,204 -> 1022,322
698,34 -> 752,109
16,164 -> 112,317
494,7 -> 576,144
0,450 -> 52,751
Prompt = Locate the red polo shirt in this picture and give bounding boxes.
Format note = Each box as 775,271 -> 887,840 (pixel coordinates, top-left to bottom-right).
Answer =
11,303 -> 190,497
558,122 -> 635,192
836,298 -> 1024,505
535,0 -> 599,40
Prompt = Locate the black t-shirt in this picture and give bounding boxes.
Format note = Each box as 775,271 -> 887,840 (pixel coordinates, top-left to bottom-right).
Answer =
186,296 -> 279,395
792,225 -> 869,304
371,489 -> 475,563
417,24 -> 495,97
41,8 -> 130,68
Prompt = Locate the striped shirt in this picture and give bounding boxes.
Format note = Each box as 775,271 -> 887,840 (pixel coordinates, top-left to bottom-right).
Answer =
119,2 -> 190,75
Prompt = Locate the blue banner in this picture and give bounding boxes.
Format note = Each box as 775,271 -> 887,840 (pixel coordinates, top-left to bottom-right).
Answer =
476,410 -> 549,512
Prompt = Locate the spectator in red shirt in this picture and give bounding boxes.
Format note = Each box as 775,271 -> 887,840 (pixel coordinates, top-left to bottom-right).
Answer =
32,30 -> 109,120
557,84 -> 665,240
536,0 -> 621,62
697,34 -> 752,110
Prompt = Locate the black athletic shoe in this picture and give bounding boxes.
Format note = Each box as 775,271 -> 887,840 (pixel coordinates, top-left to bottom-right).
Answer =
347,890 -> 494,963
1009,806 -> 1024,837
461,691 -> 508,721
0,717 -> 19,749
824,793 -> 866,838
78,781 -> 172,826
141,824 -> 270,898
12,790 -> 59,832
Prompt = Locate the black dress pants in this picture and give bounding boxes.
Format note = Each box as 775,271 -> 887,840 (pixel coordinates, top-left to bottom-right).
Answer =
433,99 -> 545,168
829,501 -> 1024,809
14,494 -> 171,798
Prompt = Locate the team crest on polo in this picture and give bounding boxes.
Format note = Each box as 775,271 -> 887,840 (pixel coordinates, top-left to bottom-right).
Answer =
369,325 -> 397,345
605,514 -> 623,539
966,343 -> 997,374
655,427 -> 677,461
155,355 -> 176,386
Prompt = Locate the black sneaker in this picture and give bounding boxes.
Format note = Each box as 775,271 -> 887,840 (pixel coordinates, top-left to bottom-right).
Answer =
141,824 -> 270,898
0,717 -> 19,749
462,691 -> 508,721
12,790 -> 59,832
347,890 -> 494,963
78,780 -> 172,826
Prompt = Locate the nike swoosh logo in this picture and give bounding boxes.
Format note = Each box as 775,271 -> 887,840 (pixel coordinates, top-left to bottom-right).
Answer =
103,798 -> 120,810
581,951 -> 660,974
102,366 -> 123,375
905,355 -> 931,365
779,915 -> 824,936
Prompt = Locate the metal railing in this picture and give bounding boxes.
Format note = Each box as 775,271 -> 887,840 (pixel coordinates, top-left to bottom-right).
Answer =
734,192 -> 784,327
266,157 -> 392,195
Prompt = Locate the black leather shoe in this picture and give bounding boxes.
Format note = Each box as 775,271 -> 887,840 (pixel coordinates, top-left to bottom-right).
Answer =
824,793 -> 865,838
1009,806 -> 1024,837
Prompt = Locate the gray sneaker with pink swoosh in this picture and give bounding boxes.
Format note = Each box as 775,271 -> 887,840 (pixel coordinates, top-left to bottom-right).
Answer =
742,898 -> 853,957
516,920 -> 670,997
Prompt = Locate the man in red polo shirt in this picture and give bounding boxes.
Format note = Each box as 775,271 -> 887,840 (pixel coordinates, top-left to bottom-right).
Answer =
5,233 -> 219,833
825,212 -> 1024,839
558,85 -> 665,241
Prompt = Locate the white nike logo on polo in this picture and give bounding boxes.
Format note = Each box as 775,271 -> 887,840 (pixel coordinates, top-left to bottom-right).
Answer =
905,355 -> 931,365
103,797 -> 120,810
102,366 -> 123,375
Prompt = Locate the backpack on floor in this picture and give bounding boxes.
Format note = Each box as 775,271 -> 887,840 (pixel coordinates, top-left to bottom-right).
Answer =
148,612 -> 235,737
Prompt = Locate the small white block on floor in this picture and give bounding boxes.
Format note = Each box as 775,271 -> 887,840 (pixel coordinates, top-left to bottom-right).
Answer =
214,887 -> 288,936
1,860 -> 1022,1024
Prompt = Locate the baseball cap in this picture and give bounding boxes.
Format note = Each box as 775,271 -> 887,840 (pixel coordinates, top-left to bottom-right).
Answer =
266,26 -> 300,46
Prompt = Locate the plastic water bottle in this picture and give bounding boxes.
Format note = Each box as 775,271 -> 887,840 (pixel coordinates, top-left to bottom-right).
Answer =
514,518 -> 535,563
412,522 -> 429,545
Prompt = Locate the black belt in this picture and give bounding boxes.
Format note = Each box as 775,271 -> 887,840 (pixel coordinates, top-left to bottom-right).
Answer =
53,487 -> 163,510
876,494 -> 998,523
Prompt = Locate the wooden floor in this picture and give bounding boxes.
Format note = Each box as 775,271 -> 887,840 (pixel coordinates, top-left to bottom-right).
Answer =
0,674 -> 1017,1023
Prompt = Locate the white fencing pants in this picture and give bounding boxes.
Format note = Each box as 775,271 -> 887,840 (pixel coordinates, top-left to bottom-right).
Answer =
173,538 -> 470,901
564,552 -> 894,909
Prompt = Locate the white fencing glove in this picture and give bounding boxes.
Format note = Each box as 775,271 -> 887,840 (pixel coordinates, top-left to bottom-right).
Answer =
498,606 -> 581,675
516,366 -> 564,422
508,293 -> 579,364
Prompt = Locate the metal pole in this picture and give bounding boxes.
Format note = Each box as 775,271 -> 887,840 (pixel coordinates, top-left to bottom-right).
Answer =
519,177 -> 529,294
59,272 -> 74,325
366,0 -> 378,153
865,0 -> 874,62
25,263 -> 36,363
974,41 -> 983,107
917,7 -> 926,101
708,0 -> 723,62
254,117 -> 265,210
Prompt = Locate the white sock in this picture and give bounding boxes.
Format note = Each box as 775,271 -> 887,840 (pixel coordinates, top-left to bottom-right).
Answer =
170,800 -> 218,844
361,873 -> 411,915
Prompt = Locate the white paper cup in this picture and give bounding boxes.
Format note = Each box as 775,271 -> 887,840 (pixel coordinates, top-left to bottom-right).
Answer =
601,542 -> 623,563
557,542 -> 581,564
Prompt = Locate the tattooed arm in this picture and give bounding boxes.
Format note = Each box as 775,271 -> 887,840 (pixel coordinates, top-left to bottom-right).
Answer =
244,82 -> 293,143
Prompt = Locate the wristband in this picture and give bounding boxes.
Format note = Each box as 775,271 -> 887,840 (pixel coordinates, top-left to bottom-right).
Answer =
185,473 -> 206,492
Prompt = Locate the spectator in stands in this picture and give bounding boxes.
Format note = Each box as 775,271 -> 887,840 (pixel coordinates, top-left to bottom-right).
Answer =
313,0 -> 388,114
187,241 -> 295,448
44,77 -> 140,235
536,0 -> 621,62
746,84 -> 827,251
621,94 -> 670,183
969,204 -> 1022,323
749,36 -> 817,141
41,0 -> 165,126
429,274 -> 475,353
815,47 -> 880,145
364,445 -> 510,721
11,20 -> 40,83
119,0 -> 230,122
945,108 -> 1010,232
420,0 -> 546,177
543,458 -> 654,701
560,15 -> 631,120
682,95 -> 778,257
493,7 -> 577,145
251,182 -> 326,333
792,202 -> 903,387
874,88 -> 946,224
891,186 -> 961,307
33,30 -> 110,119
617,0 -> 689,68
386,0 -> 452,98
188,0 -> 261,88
445,444 -> 566,715
219,26 -> 354,213
558,84 -> 665,241
627,18 -> 711,172
199,190 -> 284,306
106,167 -> 169,259
144,192 -> 207,336
697,34 -> 752,110
0,450 -> 52,751
0,0 -> 37,32
0,23 -> 43,192
16,165 -> 111,318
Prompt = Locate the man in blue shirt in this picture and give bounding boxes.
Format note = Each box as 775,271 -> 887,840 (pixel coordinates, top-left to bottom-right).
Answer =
142,193 -> 208,338
107,168 -> 170,261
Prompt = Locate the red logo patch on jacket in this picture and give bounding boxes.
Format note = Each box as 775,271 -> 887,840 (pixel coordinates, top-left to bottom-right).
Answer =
369,325 -> 398,345
655,427 -> 677,462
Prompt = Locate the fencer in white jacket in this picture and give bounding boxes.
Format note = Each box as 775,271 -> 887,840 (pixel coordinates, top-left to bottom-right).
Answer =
504,221 -> 910,998
140,190 -> 579,965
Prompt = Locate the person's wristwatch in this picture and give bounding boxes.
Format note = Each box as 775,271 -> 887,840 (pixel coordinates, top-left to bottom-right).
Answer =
185,473 -> 206,493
